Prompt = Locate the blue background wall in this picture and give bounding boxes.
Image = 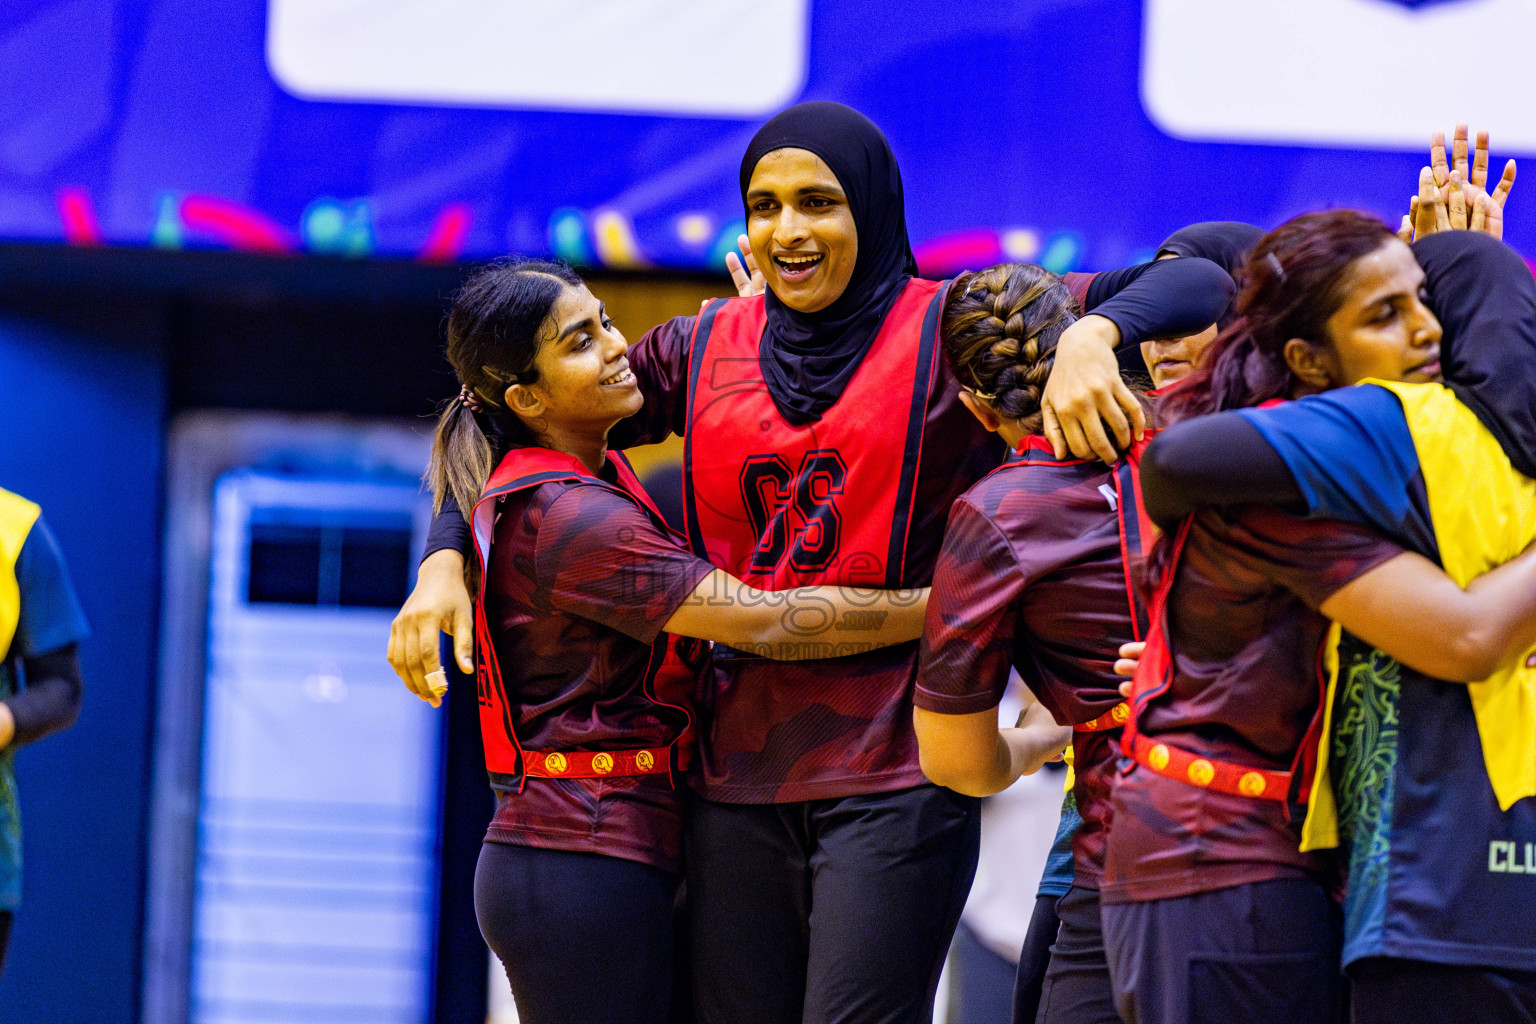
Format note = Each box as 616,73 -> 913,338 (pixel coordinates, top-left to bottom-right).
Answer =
0,249 -> 479,1022
0,298 -> 166,1020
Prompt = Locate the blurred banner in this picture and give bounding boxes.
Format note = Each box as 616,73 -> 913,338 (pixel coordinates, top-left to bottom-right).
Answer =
2,0 -> 1531,273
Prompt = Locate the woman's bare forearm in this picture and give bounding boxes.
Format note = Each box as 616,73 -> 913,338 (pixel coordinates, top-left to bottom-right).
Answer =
915,699 -> 1071,797
748,582 -> 929,659
1456,543 -> 1536,676
914,705 -> 1014,796
664,571 -> 928,660
1321,546 -> 1536,682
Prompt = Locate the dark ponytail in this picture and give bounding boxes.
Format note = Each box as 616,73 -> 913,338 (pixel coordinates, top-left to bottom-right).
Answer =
428,259 -> 583,514
1160,210 -> 1394,424
941,263 -> 1080,434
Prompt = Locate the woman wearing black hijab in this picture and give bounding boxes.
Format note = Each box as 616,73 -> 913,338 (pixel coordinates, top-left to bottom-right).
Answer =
733,101 -> 921,424
677,101 -> 1003,1024
391,100 -> 1234,1024
682,103 -> 1234,1024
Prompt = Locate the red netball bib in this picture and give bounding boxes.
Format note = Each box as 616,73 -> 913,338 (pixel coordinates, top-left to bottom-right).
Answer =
470,447 -> 697,784
681,278 -> 946,591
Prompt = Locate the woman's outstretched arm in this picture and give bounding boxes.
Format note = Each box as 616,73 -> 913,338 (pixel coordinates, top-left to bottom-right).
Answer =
1139,414 -> 1304,532
664,571 -> 928,660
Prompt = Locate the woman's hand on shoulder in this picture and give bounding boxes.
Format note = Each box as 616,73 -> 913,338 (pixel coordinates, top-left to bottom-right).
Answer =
1040,314 -> 1146,464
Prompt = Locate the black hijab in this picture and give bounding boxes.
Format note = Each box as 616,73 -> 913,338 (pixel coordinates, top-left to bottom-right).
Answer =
740,101 -> 919,425
1412,231 -> 1536,478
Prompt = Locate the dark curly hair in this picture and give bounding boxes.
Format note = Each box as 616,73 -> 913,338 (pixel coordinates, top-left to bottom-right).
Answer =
940,263 -> 1081,434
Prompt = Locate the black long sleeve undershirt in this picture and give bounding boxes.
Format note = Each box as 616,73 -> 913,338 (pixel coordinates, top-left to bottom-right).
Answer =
4,645 -> 82,749
423,492 -> 471,562
1082,256 -> 1236,352
1139,414 -> 1305,533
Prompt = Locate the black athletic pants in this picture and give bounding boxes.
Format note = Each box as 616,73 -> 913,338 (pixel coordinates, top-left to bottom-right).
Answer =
1014,893 -> 1064,1024
1349,957 -> 1536,1024
1035,886 -> 1122,1024
687,784 -> 981,1024
475,842 -> 682,1024
1101,876 -> 1344,1024
0,910 -> 11,978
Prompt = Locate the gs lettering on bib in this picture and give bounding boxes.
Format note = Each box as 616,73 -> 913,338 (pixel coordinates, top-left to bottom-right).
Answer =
681,278 -> 946,592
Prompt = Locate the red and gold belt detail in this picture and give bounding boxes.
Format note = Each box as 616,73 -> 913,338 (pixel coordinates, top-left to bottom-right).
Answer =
1123,731 -> 1300,802
1074,702 -> 1131,733
522,747 -> 670,779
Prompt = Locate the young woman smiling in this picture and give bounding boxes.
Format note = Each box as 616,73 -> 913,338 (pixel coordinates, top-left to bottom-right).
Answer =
420,260 -> 929,1024
670,102 -> 1001,1024
394,101 -> 1232,1024
1102,212 -> 1536,1024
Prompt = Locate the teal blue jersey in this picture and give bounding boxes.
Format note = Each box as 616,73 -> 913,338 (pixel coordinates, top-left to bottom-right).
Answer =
1037,790 -> 1080,900
2,514 -> 89,910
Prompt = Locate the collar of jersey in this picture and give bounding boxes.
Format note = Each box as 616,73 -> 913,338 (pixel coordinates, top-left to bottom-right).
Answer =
1012,435 -> 1097,467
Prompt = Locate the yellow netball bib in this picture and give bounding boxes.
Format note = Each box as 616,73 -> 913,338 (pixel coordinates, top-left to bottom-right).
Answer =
1372,381 -> 1536,811
0,489 -> 40,661
1302,382 -> 1536,850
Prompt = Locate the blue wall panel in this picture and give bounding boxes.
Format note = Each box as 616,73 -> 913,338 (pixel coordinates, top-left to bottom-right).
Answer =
0,303 -> 167,1022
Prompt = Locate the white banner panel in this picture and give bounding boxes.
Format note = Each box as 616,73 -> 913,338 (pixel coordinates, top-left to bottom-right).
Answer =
1142,0 -> 1536,154
267,0 -> 809,117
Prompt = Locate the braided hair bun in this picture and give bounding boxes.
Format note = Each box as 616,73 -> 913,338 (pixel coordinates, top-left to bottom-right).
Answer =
940,263 -> 1081,431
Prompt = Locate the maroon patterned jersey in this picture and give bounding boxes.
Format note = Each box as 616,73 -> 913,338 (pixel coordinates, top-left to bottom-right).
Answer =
481,470 -> 714,872
915,448 -> 1135,888
1101,506 -> 1401,904
612,307 -> 1006,803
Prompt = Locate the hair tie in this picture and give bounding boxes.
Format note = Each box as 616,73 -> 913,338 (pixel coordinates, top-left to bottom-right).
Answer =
1264,251 -> 1287,282
459,384 -> 485,413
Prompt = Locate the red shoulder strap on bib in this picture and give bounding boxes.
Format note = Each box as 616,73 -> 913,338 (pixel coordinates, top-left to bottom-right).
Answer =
1111,434 -> 1158,642
480,447 -> 592,500
472,448 -> 594,789
1120,516 -> 1192,765
470,446 -> 695,789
